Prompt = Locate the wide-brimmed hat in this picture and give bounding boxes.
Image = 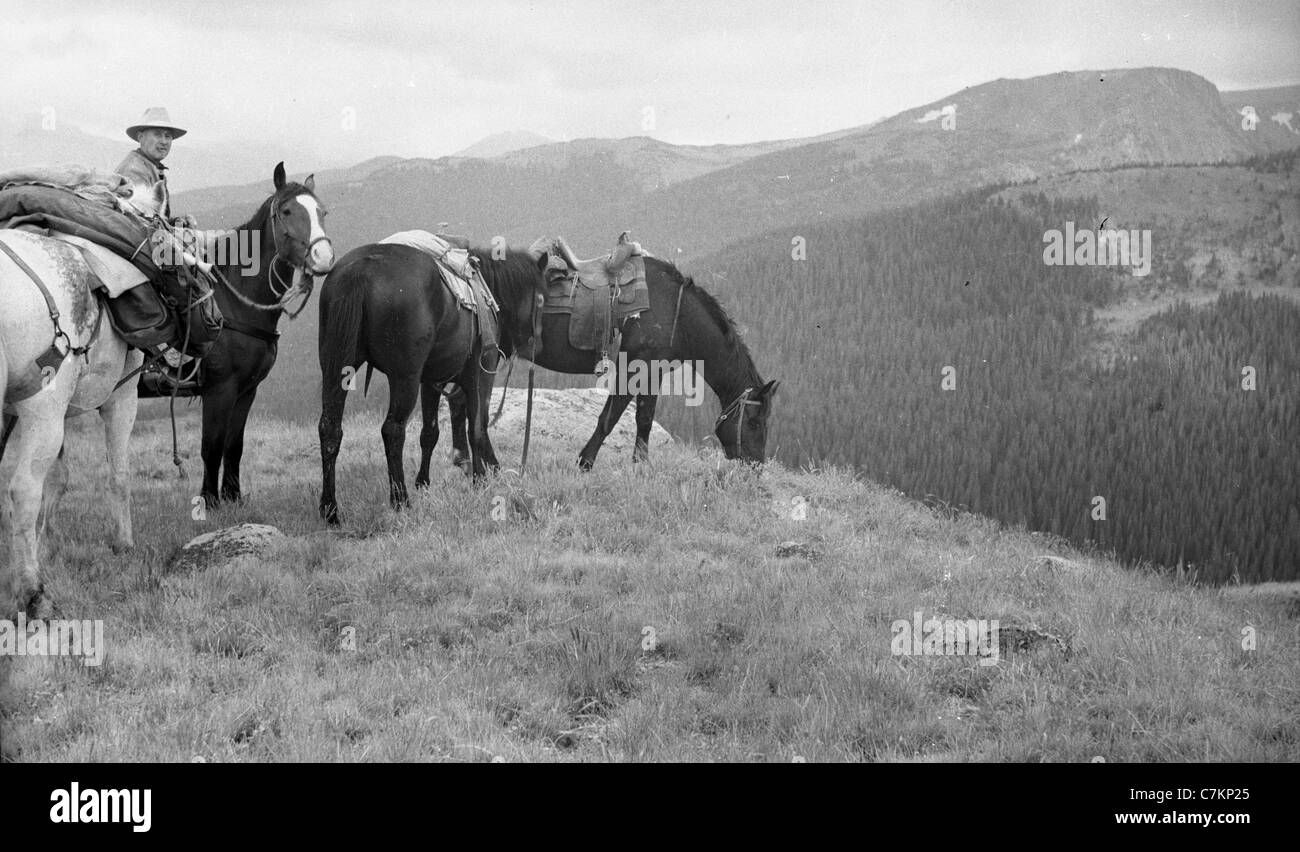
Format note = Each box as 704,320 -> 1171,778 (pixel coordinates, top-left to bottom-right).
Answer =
126,107 -> 187,141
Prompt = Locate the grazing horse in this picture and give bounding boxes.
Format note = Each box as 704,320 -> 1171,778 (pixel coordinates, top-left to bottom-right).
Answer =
317,243 -> 549,525
445,247 -> 778,468
0,229 -> 143,618
201,163 -> 334,507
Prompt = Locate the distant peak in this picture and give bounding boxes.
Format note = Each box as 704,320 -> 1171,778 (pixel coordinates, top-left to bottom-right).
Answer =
453,130 -> 558,159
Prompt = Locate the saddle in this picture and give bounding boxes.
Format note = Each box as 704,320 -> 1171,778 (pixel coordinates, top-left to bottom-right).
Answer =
543,232 -> 650,354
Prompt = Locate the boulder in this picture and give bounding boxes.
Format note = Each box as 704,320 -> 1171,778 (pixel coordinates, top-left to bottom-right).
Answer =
448,387 -> 673,454
172,523 -> 286,572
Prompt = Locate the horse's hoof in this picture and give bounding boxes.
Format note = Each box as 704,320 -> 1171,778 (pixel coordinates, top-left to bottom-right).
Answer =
110,540 -> 135,555
577,457 -> 594,472
23,586 -> 52,620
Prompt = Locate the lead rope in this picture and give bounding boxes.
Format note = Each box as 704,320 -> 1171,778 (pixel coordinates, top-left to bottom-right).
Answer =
668,280 -> 686,349
520,295 -> 538,474
489,355 -> 516,427
168,280 -> 198,478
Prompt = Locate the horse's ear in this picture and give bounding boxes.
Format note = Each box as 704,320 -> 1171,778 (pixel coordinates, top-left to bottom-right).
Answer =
534,250 -> 549,272
759,379 -> 780,399
303,174 -> 316,192
273,162 -> 286,190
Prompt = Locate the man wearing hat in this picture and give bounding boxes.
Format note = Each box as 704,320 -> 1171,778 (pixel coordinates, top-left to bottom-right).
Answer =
113,107 -> 204,394
116,107 -> 193,226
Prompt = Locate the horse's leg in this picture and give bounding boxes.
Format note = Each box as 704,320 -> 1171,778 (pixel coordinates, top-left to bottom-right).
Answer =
577,393 -> 635,471
37,443 -> 68,540
463,366 -> 499,483
415,382 -> 442,489
200,381 -> 237,509
3,408 -> 66,618
448,387 -> 471,473
99,378 -> 140,551
318,366 -> 350,525
477,378 -> 500,473
382,374 -> 421,510
633,393 -> 659,464
220,387 -> 259,504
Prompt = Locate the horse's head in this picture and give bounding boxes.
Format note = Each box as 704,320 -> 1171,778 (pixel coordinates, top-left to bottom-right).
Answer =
476,235 -> 550,356
714,379 -> 780,464
268,161 -> 335,276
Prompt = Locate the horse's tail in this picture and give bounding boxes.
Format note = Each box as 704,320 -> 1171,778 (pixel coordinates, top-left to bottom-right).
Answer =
318,262 -> 367,393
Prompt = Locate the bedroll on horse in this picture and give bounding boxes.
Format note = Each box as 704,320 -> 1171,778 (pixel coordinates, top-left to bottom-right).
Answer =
0,173 -> 224,396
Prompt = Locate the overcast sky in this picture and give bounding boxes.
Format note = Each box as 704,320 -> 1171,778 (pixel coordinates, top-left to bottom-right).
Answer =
1,0 -> 1296,165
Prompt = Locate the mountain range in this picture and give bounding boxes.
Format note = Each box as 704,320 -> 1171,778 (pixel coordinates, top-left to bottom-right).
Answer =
174,68 -> 1299,265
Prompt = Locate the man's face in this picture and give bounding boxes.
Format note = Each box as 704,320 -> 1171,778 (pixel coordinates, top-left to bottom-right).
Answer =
137,128 -> 174,161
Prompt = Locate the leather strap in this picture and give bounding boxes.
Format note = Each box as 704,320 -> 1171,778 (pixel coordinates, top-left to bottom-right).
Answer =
0,235 -> 62,333
222,316 -> 279,345
0,234 -> 98,376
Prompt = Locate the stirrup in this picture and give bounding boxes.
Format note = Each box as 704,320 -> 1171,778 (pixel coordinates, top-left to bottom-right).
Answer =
137,356 -> 202,398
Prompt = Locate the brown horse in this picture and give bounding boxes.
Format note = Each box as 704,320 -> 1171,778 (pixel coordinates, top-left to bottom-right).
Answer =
442,246 -> 778,469
201,163 -> 335,507
317,241 -> 548,525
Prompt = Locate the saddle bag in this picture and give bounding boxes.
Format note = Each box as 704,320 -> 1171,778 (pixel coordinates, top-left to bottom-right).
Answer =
170,269 -> 224,358
104,282 -> 177,350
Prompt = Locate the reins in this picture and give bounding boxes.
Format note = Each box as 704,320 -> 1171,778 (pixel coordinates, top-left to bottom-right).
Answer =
208,189 -> 332,318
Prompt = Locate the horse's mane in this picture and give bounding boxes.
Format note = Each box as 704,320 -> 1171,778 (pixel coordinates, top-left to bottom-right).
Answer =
652,257 -> 762,385
468,246 -> 542,301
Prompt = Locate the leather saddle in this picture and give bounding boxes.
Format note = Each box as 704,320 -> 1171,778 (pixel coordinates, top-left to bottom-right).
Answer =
542,232 -> 651,353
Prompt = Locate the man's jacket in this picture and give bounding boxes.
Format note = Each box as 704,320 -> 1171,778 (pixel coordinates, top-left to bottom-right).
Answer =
115,149 -> 171,219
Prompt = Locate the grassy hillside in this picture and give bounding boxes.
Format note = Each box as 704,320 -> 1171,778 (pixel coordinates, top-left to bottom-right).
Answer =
2,409 -> 1296,761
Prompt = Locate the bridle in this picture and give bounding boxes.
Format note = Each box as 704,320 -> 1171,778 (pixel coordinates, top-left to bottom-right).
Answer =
215,191 -> 333,319
270,192 -> 333,277
714,387 -> 762,459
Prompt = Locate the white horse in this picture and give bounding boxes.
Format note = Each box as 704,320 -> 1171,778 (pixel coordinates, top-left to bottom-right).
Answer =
0,227 -> 144,618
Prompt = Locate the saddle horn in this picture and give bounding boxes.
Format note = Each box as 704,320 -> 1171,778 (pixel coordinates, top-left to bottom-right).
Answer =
527,236 -> 552,261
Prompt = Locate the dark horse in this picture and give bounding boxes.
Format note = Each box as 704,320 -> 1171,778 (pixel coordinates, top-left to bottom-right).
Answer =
200,163 -> 335,507
445,244 -> 778,469
317,241 -> 549,525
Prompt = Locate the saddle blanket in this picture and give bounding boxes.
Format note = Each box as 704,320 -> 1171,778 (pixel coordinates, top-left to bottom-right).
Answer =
379,229 -> 500,356
47,232 -> 149,297
379,230 -> 498,312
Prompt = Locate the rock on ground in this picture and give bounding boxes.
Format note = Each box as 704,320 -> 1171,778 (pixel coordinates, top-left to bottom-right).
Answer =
443,387 -> 673,454
172,523 -> 286,572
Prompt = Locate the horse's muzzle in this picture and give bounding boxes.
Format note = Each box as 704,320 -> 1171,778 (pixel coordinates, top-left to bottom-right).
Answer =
306,236 -> 336,275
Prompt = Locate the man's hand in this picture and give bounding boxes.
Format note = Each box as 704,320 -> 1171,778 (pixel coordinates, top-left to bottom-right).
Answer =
173,214 -> 199,229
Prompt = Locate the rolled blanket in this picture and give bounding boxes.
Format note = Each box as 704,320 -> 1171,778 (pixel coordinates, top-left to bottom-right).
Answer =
0,183 -> 165,279
0,164 -> 135,210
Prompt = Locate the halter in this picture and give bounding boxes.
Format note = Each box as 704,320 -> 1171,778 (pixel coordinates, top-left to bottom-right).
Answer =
714,387 -> 762,458
214,191 -> 332,319
270,192 -> 333,277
